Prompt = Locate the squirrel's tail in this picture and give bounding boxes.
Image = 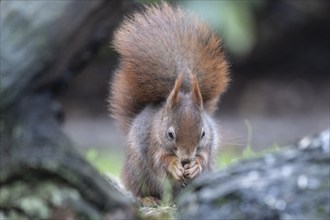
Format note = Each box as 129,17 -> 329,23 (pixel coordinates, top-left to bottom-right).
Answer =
109,2 -> 230,133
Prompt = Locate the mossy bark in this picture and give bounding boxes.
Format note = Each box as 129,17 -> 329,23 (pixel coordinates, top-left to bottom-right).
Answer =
0,1 -> 138,219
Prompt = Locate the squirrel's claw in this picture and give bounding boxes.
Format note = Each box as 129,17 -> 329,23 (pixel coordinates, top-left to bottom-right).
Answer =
168,160 -> 186,185
184,159 -> 202,179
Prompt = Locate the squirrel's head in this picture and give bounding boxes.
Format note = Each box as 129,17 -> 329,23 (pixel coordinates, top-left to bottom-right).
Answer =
158,74 -> 215,164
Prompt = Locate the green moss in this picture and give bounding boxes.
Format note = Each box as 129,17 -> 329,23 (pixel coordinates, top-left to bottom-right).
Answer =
316,206 -> 326,215
0,182 -> 50,218
19,196 -> 49,218
139,205 -> 177,220
0,180 -> 99,219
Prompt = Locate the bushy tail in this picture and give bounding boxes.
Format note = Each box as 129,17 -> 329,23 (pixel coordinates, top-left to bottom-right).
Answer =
109,2 -> 229,133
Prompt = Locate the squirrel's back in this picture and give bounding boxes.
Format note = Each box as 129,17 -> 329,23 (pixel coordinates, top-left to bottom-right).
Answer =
110,2 -> 229,133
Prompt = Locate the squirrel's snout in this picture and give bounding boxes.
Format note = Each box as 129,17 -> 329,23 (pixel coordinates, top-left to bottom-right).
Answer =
181,159 -> 191,167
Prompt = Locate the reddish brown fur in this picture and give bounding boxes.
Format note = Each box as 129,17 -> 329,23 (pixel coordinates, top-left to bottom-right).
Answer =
110,2 -> 229,133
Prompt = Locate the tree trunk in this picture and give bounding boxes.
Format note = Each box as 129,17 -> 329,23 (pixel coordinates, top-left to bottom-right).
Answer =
0,1 -> 138,219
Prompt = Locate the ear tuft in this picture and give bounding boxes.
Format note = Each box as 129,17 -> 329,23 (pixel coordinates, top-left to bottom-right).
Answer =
165,74 -> 184,111
189,73 -> 203,108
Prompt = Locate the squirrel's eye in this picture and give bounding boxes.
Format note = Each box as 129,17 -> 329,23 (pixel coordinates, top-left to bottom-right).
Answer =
167,127 -> 175,140
201,130 -> 205,139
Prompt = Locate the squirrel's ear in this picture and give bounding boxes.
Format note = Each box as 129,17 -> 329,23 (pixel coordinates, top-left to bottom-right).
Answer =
165,74 -> 184,111
190,73 -> 203,108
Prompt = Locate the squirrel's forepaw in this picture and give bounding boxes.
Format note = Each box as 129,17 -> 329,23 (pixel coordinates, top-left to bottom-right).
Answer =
184,159 -> 203,179
168,160 -> 186,186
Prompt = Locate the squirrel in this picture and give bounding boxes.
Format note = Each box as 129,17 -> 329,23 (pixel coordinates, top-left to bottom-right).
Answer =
109,2 -> 229,205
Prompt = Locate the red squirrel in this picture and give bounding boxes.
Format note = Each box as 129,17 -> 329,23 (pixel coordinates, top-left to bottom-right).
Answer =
109,2 -> 229,205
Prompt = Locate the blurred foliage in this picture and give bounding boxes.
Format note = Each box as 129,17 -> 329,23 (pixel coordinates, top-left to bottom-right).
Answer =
217,119 -> 280,168
217,143 -> 280,169
180,0 -> 265,58
135,0 -> 265,58
86,149 -> 124,177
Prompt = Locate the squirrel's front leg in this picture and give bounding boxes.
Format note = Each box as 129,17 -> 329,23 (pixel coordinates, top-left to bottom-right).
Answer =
184,150 -> 208,179
159,154 -> 186,186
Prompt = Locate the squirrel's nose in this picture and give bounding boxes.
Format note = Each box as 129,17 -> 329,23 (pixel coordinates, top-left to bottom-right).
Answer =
181,159 -> 191,167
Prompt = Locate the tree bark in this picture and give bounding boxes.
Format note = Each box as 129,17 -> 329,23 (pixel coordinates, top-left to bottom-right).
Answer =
0,1 -> 138,219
